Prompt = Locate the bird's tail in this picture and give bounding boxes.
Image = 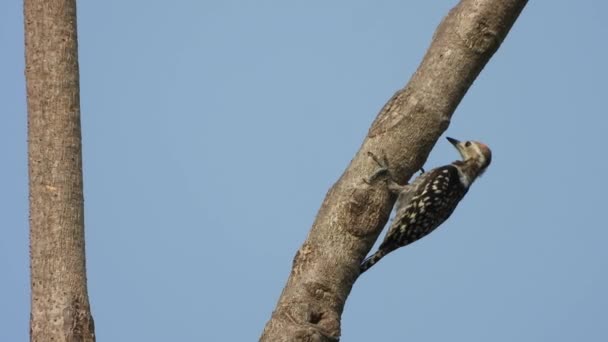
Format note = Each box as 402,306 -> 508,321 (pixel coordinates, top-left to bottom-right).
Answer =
359,249 -> 389,274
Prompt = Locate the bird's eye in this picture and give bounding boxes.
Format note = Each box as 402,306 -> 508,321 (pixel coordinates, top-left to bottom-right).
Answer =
465,141 -> 471,147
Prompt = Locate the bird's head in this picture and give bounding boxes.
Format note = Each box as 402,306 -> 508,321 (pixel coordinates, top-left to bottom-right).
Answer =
446,137 -> 492,172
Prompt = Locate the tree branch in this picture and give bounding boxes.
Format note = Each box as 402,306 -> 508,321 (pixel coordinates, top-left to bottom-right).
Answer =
25,0 -> 96,340
260,0 -> 527,340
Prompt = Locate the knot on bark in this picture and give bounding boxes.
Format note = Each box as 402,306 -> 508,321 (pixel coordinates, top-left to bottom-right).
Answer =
343,184 -> 393,238
63,296 -> 95,342
292,242 -> 316,276
459,18 -> 500,55
277,299 -> 341,341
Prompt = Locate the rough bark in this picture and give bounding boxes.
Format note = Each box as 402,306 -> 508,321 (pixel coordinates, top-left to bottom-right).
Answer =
260,0 -> 527,340
25,0 -> 96,341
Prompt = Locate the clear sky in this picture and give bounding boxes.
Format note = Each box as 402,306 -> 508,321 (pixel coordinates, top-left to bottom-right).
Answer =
2,1 -> 608,341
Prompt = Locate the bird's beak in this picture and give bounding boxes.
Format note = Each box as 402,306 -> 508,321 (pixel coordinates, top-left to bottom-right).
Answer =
446,136 -> 466,158
446,136 -> 460,146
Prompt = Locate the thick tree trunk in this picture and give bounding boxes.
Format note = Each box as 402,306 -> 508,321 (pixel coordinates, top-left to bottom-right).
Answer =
260,0 -> 527,341
25,0 -> 95,341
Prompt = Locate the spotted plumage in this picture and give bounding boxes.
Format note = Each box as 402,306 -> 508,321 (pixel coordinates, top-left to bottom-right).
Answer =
360,137 -> 492,273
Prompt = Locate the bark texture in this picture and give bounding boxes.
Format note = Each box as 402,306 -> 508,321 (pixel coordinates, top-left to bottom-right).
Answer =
25,0 -> 96,341
261,0 -> 527,340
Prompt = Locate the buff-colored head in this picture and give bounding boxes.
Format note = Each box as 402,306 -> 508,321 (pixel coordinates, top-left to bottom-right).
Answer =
446,136 -> 492,171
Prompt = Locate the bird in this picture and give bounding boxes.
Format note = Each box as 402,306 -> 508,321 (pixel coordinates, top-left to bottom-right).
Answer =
360,137 -> 492,273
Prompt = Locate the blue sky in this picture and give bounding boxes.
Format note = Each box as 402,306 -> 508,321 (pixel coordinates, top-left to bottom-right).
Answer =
2,1 -> 608,341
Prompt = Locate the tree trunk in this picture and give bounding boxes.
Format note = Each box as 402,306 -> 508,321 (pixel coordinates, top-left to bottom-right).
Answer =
25,0 -> 95,341
260,0 -> 527,341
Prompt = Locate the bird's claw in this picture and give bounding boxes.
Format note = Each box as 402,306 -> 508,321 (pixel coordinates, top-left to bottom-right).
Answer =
364,151 -> 391,185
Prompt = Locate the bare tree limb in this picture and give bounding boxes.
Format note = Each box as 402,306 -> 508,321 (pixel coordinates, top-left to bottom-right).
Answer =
260,0 -> 527,340
25,0 -> 96,340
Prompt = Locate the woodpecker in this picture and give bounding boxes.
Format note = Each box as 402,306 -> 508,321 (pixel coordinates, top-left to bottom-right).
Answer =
360,137 -> 492,273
